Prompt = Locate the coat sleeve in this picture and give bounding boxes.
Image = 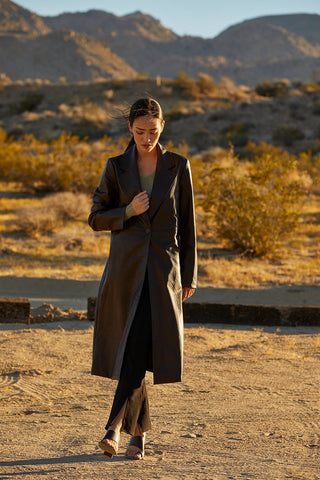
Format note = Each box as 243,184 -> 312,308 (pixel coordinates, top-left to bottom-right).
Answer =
178,159 -> 197,289
88,158 -> 126,232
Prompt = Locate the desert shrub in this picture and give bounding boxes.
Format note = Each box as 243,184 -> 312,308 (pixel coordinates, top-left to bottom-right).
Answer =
219,122 -> 250,147
298,82 -> 320,94
0,73 -> 12,86
0,129 -> 127,193
246,141 -> 320,188
199,144 -> 310,256
10,92 -> 44,114
165,105 -> 190,121
299,140 -> 320,157
47,192 -> 91,221
104,89 -> 114,101
15,192 -> 90,237
68,101 -> 109,137
296,150 -> 320,185
16,207 -> 57,237
135,73 -> 149,81
272,125 -> 305,146
172,72 -> 200,100
255,80 -> 290,97
110,80 -> 124,90
172,72 -> 218,99
164,140 -> 190,160
197,73 -> 217,95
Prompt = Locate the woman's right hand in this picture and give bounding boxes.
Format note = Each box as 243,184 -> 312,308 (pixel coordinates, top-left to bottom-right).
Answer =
131,191 -> 149,215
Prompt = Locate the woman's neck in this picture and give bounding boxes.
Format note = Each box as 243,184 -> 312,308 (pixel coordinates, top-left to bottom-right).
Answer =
136,147 -> 158,176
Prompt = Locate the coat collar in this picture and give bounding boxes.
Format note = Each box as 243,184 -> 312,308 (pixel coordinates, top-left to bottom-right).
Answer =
118,143 -> 177,222
148,144 -> 177,220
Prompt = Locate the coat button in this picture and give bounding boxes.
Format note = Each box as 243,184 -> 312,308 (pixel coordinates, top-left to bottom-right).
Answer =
145,228 -> 150,233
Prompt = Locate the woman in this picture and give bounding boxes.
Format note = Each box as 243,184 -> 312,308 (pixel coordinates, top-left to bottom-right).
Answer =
88,98 -> 197,460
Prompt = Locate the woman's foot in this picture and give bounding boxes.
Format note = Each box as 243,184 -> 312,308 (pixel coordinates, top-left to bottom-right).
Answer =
125,432 -> 145,460
98,429 -> 119,459
100,401 -> 127,458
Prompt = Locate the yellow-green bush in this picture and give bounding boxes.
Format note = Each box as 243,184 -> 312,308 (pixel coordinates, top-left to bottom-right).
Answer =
172,72 -> 217,100
255,80 -> 290,97
0,129 -> 126,193
172,71 -> 200,100
199,143 -> 311,256
197,73 -> 217,95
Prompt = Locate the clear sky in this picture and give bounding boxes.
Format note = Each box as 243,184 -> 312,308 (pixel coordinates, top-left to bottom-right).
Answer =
15,0 -> 320,38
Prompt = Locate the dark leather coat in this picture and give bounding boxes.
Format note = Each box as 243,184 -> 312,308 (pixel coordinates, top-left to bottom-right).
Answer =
88,143 -> 197,384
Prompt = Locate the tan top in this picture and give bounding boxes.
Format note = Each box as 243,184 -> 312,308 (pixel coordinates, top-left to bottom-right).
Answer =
124,170 -> 156,220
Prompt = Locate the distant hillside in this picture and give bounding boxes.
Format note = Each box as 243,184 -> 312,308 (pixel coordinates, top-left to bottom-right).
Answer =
43,10 -> 177,43
0,30 -> 137,82
42,9 -> 320,84
210,21 -> 320,61
1,1 -> 320,85
0,0 -> 50,36
244,13 -> 320,45
43,9 -> 180,73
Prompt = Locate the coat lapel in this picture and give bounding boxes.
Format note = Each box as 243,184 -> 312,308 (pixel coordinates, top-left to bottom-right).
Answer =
118,145 -> 151,227
118,143 -> 177,224
148,144 -> 177,221
118,144 -> 141,196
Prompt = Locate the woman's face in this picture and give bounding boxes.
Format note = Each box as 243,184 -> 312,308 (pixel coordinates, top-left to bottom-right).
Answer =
128,115 -> 165,154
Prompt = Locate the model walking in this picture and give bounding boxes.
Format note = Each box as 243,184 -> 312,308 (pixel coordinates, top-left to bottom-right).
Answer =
88,98 -> 197,459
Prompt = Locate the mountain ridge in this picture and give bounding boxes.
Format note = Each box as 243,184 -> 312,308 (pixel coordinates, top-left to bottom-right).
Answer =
1,1 -> 320,84
0,0 -> 50,36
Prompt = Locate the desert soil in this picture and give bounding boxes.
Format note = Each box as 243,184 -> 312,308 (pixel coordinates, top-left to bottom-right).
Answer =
0,320 -> 319,480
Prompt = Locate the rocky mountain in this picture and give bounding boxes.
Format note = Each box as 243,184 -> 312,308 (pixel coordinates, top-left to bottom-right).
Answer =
244,13 -> 320,45
210,21 -> 320,62
42,9 -> 181,72
42,8 -> 320,84
0,30 -> 137,82
0,1 -> 319,85
0,0 -> 49,36
43,9 -> 177,43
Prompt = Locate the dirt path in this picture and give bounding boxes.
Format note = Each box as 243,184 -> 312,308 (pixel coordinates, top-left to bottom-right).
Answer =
0,321 -> 319,480
1,276 -> 320,310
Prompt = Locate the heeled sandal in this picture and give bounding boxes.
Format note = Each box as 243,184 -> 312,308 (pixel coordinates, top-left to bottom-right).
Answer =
98,429 -> 119,459
125,434 -> 145,460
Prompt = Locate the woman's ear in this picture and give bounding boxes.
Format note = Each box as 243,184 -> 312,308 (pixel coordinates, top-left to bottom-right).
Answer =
160,120 -> 165,133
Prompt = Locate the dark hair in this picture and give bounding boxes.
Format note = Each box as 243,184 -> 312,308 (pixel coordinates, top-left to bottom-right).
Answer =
128,98 -> 163,125
125,98 -> 163,151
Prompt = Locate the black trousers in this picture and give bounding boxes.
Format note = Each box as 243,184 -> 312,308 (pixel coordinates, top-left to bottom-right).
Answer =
105,275 -> 153,436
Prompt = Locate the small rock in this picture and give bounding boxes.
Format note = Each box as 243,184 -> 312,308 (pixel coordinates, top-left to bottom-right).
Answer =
181,433 -> 197,438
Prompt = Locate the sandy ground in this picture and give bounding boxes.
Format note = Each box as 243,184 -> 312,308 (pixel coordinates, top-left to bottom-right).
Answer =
0,320 -> 319,480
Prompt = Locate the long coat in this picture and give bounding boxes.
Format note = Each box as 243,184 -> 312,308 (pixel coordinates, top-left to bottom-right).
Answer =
88,143 -> 197,384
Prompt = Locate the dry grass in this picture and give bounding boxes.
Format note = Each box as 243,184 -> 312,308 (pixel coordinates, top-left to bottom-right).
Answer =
0,181 -> 319,286
0,183 -> 109,279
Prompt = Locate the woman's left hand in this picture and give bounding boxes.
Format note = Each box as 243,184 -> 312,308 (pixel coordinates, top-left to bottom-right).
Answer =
182,287 -> 195,302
